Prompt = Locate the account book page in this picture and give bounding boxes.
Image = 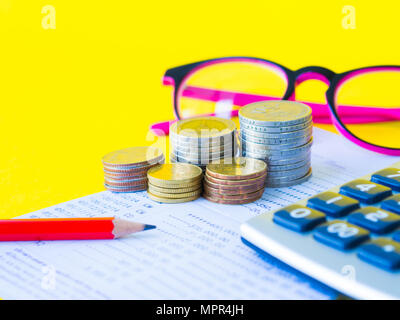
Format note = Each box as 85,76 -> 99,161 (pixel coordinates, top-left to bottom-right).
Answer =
0,128 -> 396,299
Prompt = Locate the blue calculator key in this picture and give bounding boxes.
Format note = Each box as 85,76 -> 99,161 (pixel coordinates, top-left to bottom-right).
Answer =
358,238 -> 400,271
314,220 -> 369,250
381,194 -> 400,215
273,204 -> 326,233
371,168 -> 400,191
340,179 -> 392,204
393,230 -> 400,243
347,207 -> 400,234
307,191 -> 360,217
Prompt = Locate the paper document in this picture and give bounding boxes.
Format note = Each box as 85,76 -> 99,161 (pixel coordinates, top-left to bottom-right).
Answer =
0,128 -> 397,299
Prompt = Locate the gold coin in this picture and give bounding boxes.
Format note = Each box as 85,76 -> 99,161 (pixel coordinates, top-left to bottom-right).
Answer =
147,163 -> 203,186
148,177 -> 203,188
206,157 -> 267,180
148,183 -> 201,193
147,191 -> 200,203
170,117 -> 236,140
148,187 -> 202,199
102,147 -> 164,167
239,100 -> 312,126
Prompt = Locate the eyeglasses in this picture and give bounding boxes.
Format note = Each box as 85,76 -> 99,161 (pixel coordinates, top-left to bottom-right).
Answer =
151,57 -> 400,156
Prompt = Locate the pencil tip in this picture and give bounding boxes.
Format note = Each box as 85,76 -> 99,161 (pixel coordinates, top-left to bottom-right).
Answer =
144,224 -> 156,231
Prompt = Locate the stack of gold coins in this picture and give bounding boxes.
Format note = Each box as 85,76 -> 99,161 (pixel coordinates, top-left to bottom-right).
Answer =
147,163 -> 203,203
203,157 -> 267,204
239,100 -> 313,188
102,146 -> 164,193
169,117 -> 237,170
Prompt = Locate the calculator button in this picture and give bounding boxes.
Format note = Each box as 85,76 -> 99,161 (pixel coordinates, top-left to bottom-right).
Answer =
393,230 -> 400,243
313,220 -> 369,250
273,205 -> 326,233
307,191 -> 360,217
347,207 -> 400,234
358,238 -> 400,271
339,179 -> 392,204
381,194 -> 400,215
371,168 -> 400,191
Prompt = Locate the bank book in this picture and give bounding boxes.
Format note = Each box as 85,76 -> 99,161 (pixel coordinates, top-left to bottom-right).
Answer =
0,128 -> 396,299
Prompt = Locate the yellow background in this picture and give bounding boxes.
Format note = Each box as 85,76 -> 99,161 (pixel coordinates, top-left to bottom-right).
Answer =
0,0 -> 399,218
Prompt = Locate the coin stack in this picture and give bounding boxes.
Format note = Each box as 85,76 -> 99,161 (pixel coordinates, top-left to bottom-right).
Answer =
169,117 -> 237,170
102,146 -> 165,193
147,163 -> 203,203
239,100 -> 313,188
203,157 -> 267,204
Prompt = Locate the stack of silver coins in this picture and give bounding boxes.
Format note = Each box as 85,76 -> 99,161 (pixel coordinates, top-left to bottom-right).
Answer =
169,117 -> 237,170
239,100 -> 313,188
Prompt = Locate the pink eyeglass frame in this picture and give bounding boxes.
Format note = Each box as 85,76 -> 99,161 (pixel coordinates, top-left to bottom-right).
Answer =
151,57 -> 400,156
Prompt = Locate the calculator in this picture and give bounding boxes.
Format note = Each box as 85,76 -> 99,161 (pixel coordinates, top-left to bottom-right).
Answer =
241,161 -> 400,299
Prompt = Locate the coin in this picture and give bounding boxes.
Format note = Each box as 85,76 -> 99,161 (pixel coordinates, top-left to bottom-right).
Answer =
240,133 -> 311,148
242,139 -> 312,156
102,146 -> 164,167
148,188 -> 202,199
204,176 -> 265,190
104,171 -> 148,180
147,163 -> 203,186
104,184 -> 147,192
268,159 -> 311,172
204,180 -> 265,195
203,192 -> 263,204
238,100 -> 312,127
266,169 -> 312,188
103,161 -> 162,174
203,187 -> 264,200
205,171 -> 267,186
172,148 -> 234,160
147,191 -> 200,203
170,117 -> 236,141
240,119 -> 312,133
170,153 -> 232,165
256,153 -> 311,166
266,163 -> 310,179
104,178 -> 148,187
240,126 -> 313,139
148,183 -> 201,193
172,142 -> 234,154
206,157 -> 266,180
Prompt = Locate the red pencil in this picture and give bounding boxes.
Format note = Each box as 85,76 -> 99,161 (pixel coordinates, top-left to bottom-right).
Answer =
0,217 -> 156,241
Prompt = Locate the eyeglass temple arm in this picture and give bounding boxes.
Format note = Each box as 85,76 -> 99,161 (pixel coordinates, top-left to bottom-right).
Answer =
150,85 -> 400,135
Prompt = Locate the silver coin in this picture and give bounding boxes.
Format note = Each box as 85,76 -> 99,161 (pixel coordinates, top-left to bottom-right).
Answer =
266,163 -> 310,178
240,130 -> 312,146
268,153 -> 311,166
238,101 -> 312,127
265,169 -> 312,188
243,150 -> 311,163
172,148 -> 234,159
239,113 -> 312,128
239,119 -> 312,134
171,142 -> 234,154
102,157 -> 165,171
268,158 -> 311,171
170,153 -> 231,165
170,130 -> 236,144
266,168 -> 310,183
240,135 -> 312,150
240,126 -> 313,139
242,139 -> 313,156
